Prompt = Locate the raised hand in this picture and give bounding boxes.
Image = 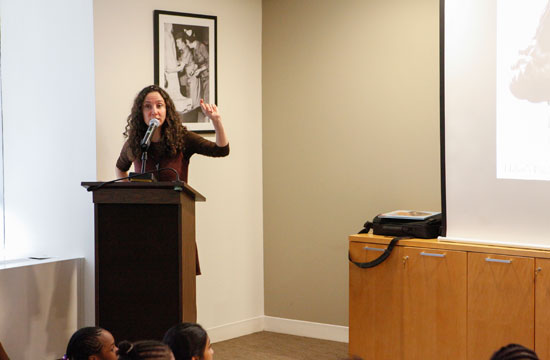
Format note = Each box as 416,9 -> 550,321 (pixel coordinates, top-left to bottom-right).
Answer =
200,99 -> 221,123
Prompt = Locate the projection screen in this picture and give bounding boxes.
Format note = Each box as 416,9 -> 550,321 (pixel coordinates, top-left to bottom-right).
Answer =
442,0 -> 550,248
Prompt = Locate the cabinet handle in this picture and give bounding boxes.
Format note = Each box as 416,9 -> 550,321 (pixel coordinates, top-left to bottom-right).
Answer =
420,252 -> 445,258
363,246 -> 385,252
485,258 -> 512,264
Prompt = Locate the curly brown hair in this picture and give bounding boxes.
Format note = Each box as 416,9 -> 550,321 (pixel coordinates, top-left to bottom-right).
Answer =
123,85 -> 187,157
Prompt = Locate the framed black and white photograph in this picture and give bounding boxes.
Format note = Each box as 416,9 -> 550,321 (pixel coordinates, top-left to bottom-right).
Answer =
154,10 -> 217,133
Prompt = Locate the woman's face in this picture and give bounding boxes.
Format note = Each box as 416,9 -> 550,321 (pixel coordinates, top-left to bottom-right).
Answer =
142,91 -> 167,127
175,38 -> 185,51
185,39 -> 196,49
94,330 -> 118,360
201,337 -> 214,360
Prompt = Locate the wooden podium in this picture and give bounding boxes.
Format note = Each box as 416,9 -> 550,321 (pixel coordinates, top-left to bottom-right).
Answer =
82,181 -> 205,341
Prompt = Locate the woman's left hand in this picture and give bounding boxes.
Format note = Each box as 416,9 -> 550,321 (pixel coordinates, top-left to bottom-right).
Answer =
200,99 -> 228,147
200,99 -> 221,123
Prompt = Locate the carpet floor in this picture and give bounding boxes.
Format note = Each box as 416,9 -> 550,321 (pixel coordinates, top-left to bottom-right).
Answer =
212,331 -> 349,360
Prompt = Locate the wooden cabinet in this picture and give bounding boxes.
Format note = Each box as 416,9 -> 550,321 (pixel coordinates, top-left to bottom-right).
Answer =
467,253 -> 534,359
535,258 -> 550,359
349,234 -> 549,360
402,247 -> 467,360
349,241 -> 403,359
349,242 -> 467,360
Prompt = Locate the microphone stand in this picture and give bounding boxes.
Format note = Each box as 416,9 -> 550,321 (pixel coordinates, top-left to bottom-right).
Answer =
129,119 -> 160,182
140,145 -> 149,174
129,143 -> 157,182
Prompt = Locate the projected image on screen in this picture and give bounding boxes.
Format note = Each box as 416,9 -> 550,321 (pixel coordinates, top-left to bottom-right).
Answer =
498,0 -> 550,180
445,0 -> 550,247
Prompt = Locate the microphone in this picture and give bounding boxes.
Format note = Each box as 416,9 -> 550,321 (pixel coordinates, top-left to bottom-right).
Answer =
140,118 -> 160,150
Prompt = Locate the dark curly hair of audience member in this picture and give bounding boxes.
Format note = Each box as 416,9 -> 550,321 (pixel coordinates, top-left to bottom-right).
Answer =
163,323 -> 208,360
0,341 -> 10,360
490,343 -> 539,360
64,327 -> 105,360
123,84 -> 187,158
117,340 -> 173,360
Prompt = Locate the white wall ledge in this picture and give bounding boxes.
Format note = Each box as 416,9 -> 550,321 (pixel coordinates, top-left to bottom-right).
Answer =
0,256 -> 83,270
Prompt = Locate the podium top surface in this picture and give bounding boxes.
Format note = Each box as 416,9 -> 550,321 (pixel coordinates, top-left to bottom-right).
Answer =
81,181 -> 206,202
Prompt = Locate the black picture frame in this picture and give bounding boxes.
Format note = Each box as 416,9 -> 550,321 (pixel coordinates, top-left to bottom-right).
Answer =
154,10 -> 217,133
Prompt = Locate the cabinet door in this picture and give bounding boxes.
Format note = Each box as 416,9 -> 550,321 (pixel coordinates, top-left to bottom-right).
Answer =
535,258 -> 550,359
349,241 -> 403,360
468,252 -> 534,360
402,247 -> 467,360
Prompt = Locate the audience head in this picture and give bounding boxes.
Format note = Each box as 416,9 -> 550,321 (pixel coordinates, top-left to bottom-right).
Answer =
490,343 -> 539,360
64,326 -> 117,360
118,340 -> 174,360
163,323 -> 213,360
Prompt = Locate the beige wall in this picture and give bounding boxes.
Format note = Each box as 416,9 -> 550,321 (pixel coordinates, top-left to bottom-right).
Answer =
263,0 -> 441,326
94,0 -> 264,332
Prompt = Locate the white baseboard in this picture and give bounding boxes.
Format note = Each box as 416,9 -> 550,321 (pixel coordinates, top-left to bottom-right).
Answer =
264,316 -> 348,343
207,316 -> 264,343
208,316 -> 348,344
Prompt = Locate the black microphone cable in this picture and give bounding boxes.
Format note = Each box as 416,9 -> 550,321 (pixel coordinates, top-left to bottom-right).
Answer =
86,167 -> 181,192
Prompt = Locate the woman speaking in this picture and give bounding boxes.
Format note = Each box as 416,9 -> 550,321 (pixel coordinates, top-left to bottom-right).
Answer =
115,84 -> 229,182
